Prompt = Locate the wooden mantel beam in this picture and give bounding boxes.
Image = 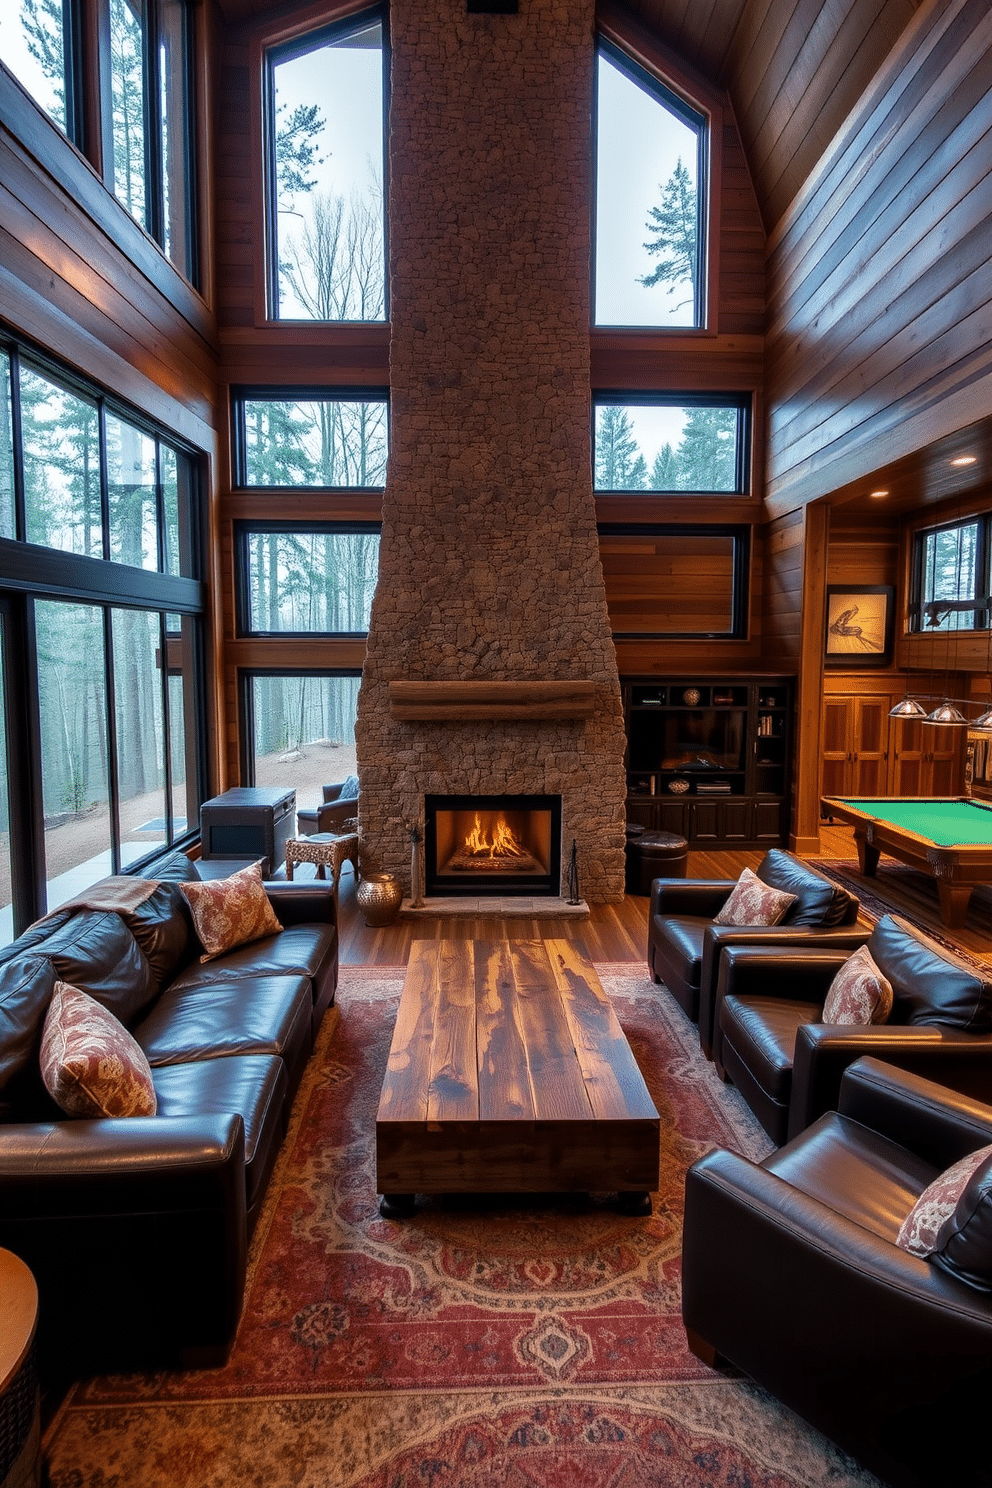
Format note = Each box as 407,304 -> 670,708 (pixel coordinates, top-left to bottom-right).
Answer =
387,680 -> 599,721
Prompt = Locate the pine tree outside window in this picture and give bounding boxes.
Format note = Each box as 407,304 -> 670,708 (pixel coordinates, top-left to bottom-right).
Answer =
594,40 -> 706,329
0,0 -> 76,135
593,396 -> 749,494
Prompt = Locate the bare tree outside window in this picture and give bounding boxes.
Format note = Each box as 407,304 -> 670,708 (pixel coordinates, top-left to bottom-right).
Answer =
269,18 -> 386,322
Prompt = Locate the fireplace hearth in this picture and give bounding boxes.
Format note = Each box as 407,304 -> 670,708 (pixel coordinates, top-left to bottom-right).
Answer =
425,794 -> 562,897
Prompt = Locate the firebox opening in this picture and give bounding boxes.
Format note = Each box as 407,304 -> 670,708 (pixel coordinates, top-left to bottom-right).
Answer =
425,794 -> 562,897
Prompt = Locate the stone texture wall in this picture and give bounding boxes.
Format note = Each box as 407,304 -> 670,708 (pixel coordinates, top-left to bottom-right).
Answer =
355,0 -> 627,901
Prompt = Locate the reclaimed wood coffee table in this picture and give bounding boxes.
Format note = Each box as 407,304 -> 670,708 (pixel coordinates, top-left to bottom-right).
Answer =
376,938 -> 661,1217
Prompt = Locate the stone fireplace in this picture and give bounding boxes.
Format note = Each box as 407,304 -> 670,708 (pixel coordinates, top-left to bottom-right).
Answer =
354,0 -> 627,902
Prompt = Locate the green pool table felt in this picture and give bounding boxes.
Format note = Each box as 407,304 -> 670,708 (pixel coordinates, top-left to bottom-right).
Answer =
838,799 -> 992,847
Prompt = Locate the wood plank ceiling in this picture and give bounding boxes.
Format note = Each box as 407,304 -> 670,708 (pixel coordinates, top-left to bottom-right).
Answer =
218,0 -> 923,234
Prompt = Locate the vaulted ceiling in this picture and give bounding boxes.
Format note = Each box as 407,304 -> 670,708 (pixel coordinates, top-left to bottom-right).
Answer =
217,0 -> 924,232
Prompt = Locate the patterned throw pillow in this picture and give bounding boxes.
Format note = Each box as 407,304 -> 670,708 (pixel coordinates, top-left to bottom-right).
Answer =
40,980 -> 157,1117
179,861 -> 283,962
712,866 -> 797,927
821,944 -> 894,1025
896,1143 -> 992,1260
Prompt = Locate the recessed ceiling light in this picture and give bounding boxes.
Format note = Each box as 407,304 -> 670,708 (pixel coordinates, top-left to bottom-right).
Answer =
869,489 -> 889,499
951,455 -> 978,467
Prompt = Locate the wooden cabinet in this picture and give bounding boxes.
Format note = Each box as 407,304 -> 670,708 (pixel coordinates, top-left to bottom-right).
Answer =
623,675 -> 793,848
822,693 -> 965,802
821,696 -> 891,797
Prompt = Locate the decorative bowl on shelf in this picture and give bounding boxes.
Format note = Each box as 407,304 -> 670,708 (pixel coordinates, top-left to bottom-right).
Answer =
668,778 -> 690,794
682,687 -> 701,706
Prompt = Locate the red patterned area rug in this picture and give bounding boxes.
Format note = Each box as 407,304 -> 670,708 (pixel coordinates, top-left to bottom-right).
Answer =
44,965 -> 885,1488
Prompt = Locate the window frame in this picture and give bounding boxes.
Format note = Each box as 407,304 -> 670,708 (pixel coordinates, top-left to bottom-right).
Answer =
96,0 -> 199,279
592,391 -> 751,495
238,666 -> 363,787
593,35 -> 709,332
909,513 -> 992,633
234,520 -> 381,638
261,5 -> 389,324
231,386 -> 390,490
0,333 -> 207,937
598,521 -> 750,639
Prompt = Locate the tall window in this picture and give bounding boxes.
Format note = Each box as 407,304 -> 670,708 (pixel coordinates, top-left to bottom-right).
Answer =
0,339 -> 205,943
103,0 -> 197,280
594,40 -> 706,328
910,516 -> 991,632
594,395 -> 749,493
264,10 -> 387,321
0,0 -> 198,284
234,391 -> 389,487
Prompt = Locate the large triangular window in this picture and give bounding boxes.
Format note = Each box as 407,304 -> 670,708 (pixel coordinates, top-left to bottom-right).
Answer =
594,40 -> 706,329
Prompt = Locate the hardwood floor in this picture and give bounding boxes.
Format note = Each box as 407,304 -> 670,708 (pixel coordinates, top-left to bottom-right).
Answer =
332,821 -> 992,969
334,841 -> 800,967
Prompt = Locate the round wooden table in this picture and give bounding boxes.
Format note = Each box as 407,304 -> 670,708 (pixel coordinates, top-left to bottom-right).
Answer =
0,1250 -> 40,1488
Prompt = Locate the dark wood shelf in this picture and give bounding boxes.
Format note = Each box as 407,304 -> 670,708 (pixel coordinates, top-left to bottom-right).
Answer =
622,674 -> 794,847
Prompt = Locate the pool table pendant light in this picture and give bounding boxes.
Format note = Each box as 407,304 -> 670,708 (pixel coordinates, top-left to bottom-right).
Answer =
926,699 -> 968,725
889,696 -> 927,719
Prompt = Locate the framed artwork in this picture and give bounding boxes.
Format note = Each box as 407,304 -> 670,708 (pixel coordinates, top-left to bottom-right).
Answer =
824,586 -> 895,668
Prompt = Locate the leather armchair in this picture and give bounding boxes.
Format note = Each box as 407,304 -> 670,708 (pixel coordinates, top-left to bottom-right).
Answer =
714,912 -> 992,1144
296,775 -> 359,837
682,1057 -> 992,1488
647,849 -> 865,1058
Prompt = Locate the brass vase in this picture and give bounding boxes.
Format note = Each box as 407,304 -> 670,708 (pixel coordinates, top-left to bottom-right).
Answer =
356,872 -> 403,927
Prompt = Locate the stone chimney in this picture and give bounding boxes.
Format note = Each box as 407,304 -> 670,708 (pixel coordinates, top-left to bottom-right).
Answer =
355,0 -> 627,901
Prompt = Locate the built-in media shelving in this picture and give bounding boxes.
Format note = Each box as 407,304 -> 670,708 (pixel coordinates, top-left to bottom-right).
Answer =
622,675 -> 794,846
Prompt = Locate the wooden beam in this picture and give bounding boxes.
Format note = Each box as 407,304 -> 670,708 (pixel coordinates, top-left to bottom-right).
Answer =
387,680 -> 598,721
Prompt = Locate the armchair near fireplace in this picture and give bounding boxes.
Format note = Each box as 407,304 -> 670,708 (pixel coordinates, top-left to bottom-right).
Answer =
647,849 -> 865,1058
297,776 -> 359,838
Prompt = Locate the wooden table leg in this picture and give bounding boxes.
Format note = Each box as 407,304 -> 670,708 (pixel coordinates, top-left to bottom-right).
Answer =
936,881 -> 972,928
379,1193 -> 417,1219
855,832 -> 879,876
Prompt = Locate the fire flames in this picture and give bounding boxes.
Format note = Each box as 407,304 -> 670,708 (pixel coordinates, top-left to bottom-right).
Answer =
463,812 -> 527,859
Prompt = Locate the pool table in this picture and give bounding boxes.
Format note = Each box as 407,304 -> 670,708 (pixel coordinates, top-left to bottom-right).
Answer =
821,796 -> 992,927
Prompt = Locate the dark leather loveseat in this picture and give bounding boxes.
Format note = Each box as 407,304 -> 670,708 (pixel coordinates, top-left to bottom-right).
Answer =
647,849 -> 866,1057
0,850 -> 338,1376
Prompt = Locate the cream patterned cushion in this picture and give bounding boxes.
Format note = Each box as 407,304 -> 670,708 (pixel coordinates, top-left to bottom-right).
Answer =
179,861 -> 283,962
40,980 -> 157,1117
822,944 -> 893,1025
713,866 -> 797,927
896,1144 -> 992,1266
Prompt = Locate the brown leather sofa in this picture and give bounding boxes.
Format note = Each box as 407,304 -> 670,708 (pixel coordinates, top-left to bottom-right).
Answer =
714,912 -> 992,1144
647,849 -> 866,1057
296,774 -> 359,836
0,850 -> 338,1376
682,1057 -> 992,1488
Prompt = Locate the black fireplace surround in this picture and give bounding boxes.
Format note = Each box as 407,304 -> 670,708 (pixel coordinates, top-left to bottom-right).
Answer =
424,793 -> 562,897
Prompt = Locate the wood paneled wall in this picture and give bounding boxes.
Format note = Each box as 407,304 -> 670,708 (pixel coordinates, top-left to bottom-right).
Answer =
764,0 -> 992,519
0,67 -> 218,451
